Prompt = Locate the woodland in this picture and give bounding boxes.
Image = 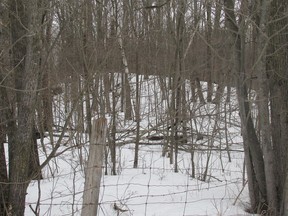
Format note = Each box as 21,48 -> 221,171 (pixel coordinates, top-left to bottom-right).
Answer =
0,0 -> 288,215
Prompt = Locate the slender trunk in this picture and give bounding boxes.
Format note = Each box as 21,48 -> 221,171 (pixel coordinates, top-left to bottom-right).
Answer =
174,77 -> 181,172
133,74 -> 140,168
110,75 -> 117,175
103,74 -> 112,113
0,128 -> 7,215
212,85 -> 224,104
190,78 -> 197,102
243,139 -> 260,212
206,0 -> 213,102
196,78 -> 206,104
169,81 -> 175,165
133,51 -> 140,168
83,0 -> 94,137
124,74 -> 133,120
0,72 -> 8,216
40,2 -> 53,132
117,31 -> 133,120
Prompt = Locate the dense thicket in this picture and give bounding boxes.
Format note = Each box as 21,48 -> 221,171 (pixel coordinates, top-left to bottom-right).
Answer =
0,0 -> 287,215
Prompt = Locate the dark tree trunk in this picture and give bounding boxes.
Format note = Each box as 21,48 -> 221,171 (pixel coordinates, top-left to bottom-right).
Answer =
266,0 -> 288,214
206,0 -> 213,102
0,75 -> 8,216
0,74 -> 14,216
0,126 -> 8,216
224,0 -> 267,212
124,74 -> 133,120
8,0 -> 40,215
0,3 -> 9,214
133,52 -> 140,168
40,1 -> 53,133
29,127 -> 43,180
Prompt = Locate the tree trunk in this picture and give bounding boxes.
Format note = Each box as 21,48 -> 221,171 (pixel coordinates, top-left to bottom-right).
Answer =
254,1 -> 278,213
0,9 -> 9,212
110,75 -> 117,175
173,0 -> 186,173
40,0 -> 53,133
266,0 -> 288,214
83,0 -> 94,137
224,0 -> 267,212
9,0 -> 40,214
0,72 -> 14,216
133,50 -> 141,168
0,126 -> 7,216
206,0 -> 213,102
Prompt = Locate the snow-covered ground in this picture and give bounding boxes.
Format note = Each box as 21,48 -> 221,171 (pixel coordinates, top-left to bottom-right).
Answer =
25,140 -> 250,216
24,77 -> 253,215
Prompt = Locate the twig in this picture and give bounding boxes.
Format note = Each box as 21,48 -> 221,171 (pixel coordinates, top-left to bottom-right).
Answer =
233,180 -> 248,205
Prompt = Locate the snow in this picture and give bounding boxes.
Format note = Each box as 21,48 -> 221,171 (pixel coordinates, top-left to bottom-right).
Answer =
23,77 -> 254,216
25,142 -> 250,216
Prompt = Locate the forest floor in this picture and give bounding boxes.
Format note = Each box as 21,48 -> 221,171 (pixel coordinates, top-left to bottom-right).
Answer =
25,136 -> 251,215
24,78 -> 254,215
